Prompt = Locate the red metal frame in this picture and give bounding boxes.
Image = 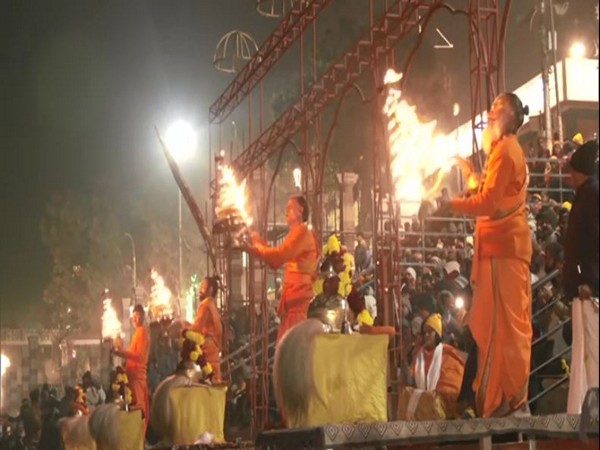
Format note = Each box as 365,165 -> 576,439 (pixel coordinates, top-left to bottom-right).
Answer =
227,1 -> 436,182
209,0 -> 506,435
468,0 -> 504,163
208,0 -> 333,124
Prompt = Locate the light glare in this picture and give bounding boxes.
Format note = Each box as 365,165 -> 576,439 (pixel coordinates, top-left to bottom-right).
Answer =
165,120 -> 197,163
569,42 -> 586,59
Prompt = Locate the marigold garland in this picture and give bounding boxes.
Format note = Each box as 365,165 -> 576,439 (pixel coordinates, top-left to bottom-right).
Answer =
180,329 -> 214,380
314,234 -> 354,298
112,366 -> 133,406
72,385 -> 90,415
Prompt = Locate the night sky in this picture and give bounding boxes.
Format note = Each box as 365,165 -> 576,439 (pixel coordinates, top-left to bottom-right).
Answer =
1,0 -> 596,325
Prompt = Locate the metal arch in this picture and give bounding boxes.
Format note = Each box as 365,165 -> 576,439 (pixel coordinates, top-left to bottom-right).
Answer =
209,0 -> 333,123
224,1 -> 434,183
213,30 -> 259,74
256,0 -> 296,18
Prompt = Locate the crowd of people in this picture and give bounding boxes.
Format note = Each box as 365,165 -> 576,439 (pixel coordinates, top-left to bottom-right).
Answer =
0,373 -> 107,450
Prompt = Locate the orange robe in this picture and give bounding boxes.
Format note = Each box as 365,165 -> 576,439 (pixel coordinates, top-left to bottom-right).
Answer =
192,297 -> 223,382
125,326 -> 151,430
451,134 -> 532,417
252,223 -> 318,341
411,344 -> 466,415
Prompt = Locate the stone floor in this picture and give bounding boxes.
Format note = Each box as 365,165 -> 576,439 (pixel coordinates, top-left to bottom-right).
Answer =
390,438 -> 599,449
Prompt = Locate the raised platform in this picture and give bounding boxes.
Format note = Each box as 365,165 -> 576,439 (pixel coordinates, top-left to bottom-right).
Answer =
255,413 -> 599,449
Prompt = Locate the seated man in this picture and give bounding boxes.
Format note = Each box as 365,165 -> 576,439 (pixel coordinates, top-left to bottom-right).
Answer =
398,313 -> 466,420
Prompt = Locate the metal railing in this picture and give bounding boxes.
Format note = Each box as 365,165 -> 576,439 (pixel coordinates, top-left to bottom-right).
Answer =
528,268 -> 571,410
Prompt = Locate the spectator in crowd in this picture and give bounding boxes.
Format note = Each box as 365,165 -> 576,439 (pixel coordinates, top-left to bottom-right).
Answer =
438,290 -> 465,346
536,208 -> 559,247
21,389 -> 41,447
408,313 -> 466,418
82,371 -> 106,408
564,140 -> 599,414
404,267 -> 417,292
354,232 -> 372,274
435,261 -> 469,297
544,156 -> 563,203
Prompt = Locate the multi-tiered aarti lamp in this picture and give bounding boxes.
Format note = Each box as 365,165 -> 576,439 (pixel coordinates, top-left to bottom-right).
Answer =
212,151 -> 253,244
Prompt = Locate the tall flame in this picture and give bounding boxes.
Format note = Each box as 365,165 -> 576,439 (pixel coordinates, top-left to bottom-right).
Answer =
149,269 -> 174,321
216,160 -> 253,227
102,297 -> 122,340
383,69 -> 461,210
1,353 -> 10,378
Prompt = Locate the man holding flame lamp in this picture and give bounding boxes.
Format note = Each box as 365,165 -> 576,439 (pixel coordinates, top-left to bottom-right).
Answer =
111,304 -> 151,432
443,93 -> 533,418
244,196 -> 319,342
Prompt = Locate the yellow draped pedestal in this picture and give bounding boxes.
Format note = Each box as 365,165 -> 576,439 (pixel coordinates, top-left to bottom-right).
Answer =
291,333 -> 388,428
168,384 -> 227,445
117,409 -> 144,450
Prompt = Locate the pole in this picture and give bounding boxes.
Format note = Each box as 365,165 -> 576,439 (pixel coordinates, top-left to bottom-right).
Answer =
540,0 -> 554,153
548,0 -> 564,144
124,233 -> 136,289
178,192 -> 183,304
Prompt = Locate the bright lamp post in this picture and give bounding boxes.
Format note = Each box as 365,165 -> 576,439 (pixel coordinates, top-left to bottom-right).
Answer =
165,120 -> 197,301
569,41 -> 586,59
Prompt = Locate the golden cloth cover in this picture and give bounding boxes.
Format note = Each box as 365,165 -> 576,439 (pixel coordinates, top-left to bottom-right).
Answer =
168,384 -> 227,445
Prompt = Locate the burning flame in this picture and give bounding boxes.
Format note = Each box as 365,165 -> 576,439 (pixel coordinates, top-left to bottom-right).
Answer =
293,167 -> 302,190
383,69 -> 462,209
102,297 -> 122,340
149,269 -> 174,321
1,353 -> 10,378
216,160 -> 253,226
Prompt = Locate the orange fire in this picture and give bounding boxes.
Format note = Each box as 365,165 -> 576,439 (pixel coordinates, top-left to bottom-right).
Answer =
102,297 -> 122,340
215,157 -> 253,227
149,269 -> 174,321
383,69 -> 462,211
1,353 -> 10,378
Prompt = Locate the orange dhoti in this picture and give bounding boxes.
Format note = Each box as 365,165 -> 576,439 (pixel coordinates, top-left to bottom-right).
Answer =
277,292 -> 312,342
470,257 -> 532,417
129,375 -> 150,432
203,339 -> 222,383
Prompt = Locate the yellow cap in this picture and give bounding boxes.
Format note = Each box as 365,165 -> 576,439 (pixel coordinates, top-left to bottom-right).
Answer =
561,201 -> 572,211
324,234 -> 341,255
424,313 -> 443,338
572,133 -> 584,146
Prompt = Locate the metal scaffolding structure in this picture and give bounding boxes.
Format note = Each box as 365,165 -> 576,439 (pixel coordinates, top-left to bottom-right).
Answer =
208,0 -> 507,437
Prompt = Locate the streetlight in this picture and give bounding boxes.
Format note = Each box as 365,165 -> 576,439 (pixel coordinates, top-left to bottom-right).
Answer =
124,233 -> 137,289
569,41 -> 586,59
164,120 -> 197,301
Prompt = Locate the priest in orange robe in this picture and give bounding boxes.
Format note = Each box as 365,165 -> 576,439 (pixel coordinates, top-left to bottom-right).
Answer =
449,93 -> 533,418
246,196 -> 319,342
191,275 -> 223,382
113,304 -> 151,431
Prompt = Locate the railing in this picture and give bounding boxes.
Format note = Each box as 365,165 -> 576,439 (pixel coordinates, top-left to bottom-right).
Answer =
528,268 -> 571,411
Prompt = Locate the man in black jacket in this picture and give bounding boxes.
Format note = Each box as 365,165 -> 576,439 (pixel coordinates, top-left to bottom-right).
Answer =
563,140 -> 599,414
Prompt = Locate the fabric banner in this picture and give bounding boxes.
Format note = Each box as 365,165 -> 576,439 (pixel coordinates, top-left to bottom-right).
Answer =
297,333 -> 388,427
168,385 -> 227,445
